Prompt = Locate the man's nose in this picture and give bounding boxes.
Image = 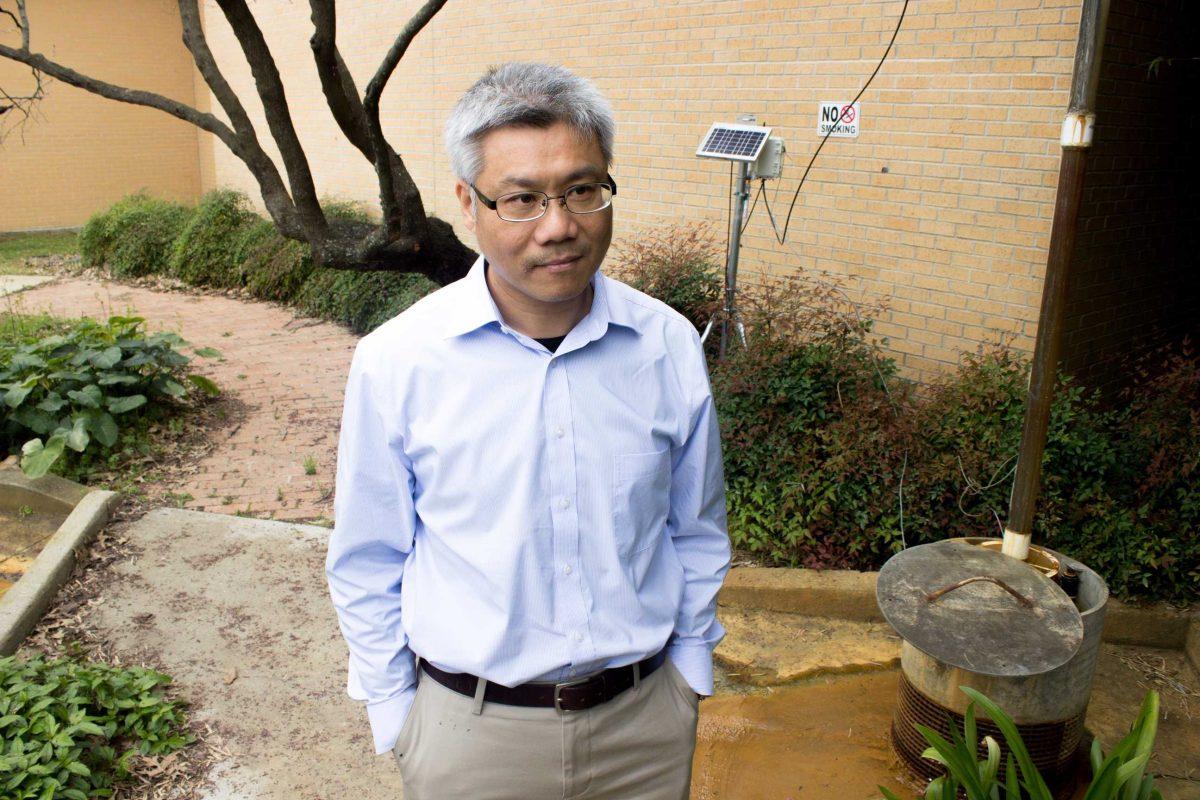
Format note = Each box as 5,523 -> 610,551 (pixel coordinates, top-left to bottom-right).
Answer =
533,198 -> 578,243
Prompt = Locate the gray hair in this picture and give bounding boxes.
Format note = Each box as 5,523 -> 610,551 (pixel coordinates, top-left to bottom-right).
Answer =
444,62 -> 615,184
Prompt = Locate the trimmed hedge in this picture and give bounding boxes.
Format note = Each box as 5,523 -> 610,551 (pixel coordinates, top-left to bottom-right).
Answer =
79,191 -> 438,334
168,189 -> 258,288
79,193 -> 191,278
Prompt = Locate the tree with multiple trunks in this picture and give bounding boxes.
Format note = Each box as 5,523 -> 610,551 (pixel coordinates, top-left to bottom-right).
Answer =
0,0 -> 475,283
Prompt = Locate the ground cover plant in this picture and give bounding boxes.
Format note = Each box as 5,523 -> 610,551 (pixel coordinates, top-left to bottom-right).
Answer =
0,314 -> 220,481
878,688 -> 1163,800
0,652 -> 194,799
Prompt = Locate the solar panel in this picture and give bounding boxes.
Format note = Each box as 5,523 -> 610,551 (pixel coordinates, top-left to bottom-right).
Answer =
696,123 -> 772,162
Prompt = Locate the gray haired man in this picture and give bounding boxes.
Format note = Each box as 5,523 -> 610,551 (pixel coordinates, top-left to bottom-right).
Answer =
326,62 -> 731,799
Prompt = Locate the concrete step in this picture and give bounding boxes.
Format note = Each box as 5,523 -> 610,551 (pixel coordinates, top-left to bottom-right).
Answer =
715,607 -> 902,686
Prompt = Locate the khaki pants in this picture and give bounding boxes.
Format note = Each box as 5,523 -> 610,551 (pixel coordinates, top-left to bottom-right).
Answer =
392,657 -> 699,799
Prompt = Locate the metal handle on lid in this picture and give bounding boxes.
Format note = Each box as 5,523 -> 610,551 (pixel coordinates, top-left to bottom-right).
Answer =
924,576 -> 1035,609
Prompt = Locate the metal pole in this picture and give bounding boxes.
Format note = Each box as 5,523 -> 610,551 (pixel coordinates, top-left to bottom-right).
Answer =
1002,0 -> 1112,560
720,159 -> 751,359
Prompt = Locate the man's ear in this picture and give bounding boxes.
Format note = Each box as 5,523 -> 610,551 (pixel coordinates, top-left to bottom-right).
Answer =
454,181 -> 477,234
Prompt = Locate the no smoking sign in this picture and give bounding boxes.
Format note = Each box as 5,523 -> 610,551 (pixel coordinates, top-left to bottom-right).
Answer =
817,101 -> 860,138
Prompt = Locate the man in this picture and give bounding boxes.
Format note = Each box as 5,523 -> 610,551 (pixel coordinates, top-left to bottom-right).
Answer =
326,62 -> 730,800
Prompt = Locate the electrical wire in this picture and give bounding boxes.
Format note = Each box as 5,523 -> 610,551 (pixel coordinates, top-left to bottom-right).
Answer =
772,0 -> 911,244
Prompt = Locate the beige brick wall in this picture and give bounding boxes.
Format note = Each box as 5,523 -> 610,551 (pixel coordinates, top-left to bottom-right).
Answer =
195,0 -> 1083,384
0,0 -> 202,231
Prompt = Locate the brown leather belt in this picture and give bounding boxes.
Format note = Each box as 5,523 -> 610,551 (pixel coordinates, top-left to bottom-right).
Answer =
418,647 -> 668,712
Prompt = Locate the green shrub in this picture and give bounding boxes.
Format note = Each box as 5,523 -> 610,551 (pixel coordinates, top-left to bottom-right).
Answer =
79,193 -> 190,276
168,189 -> 257,288
237,198 -> 374,304
294,268 -> 436,334
711,273 -> 906,568
0,652 -> 194,798
238,221 -> 316,303
0,315 -> 221,479
608,223 -> 723,333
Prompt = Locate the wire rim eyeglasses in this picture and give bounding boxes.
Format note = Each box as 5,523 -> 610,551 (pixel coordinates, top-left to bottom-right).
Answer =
470,175 -> 617,222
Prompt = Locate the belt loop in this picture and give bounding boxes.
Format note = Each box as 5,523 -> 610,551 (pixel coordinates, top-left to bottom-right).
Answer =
633,662 -> 641,694
472,676 -> 487,715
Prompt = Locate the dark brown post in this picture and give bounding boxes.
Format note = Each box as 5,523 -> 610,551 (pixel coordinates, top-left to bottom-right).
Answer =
1002,0 -> 1112,560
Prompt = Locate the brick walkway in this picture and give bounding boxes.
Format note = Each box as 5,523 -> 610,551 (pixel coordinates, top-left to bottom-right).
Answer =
11,276 -> 358,522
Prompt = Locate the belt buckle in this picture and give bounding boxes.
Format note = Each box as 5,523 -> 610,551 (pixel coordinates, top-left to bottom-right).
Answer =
553,675 -> 592,713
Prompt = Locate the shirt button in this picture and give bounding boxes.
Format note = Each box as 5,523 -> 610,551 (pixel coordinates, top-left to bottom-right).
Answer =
564,564 -> 572,575
554,427 -> 565,438
558,497 -> 570,510
573,632 -> 583,643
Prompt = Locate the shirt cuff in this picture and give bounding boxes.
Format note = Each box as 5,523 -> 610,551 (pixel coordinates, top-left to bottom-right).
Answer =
365,684 -> 418,755
666,641 -> 714,696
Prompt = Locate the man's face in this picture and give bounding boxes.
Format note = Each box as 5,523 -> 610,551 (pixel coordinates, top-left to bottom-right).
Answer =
455,121 -> 613,309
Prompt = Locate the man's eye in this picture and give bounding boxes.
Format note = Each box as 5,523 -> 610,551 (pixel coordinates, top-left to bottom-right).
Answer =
567,185 -> 597,198
503,193 -> 539,206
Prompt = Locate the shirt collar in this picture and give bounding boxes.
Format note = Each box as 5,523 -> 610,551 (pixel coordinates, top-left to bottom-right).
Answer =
440,254 -> 638,341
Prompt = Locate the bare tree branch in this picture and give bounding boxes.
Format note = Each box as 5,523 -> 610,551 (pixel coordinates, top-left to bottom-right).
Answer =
307,0 -> 372,159
0,41 -> 240,149
175,0 -> 303,239
214,0 -> 326,237
0,0 -> 475,283
362,0 -> 446,248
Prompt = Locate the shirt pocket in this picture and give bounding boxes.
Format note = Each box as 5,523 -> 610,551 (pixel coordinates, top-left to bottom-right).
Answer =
611,448 -> 672,558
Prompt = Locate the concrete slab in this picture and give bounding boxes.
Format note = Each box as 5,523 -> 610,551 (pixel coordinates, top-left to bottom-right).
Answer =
87,508 -> 403,799
0,274 -> 55,295
716,608 -> 901,685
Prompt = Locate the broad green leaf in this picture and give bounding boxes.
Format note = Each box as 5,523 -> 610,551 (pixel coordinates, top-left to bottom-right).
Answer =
83,410 -> 119,448
186,374 -> 220,396
106,394 -> 147,415
192,346 -> 222,358
157,378 -> 186,398
90,346 -> 123,369
12,407 -> 59,436
97,374 -> 139,386
66,385 -> 103,409
5,382 -> 33,409
65,417 -> 89,453
35,393 -> 67,413
20,435 -> 65,479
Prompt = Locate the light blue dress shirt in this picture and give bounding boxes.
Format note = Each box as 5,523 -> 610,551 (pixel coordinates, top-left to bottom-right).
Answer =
326,255 -> 730,755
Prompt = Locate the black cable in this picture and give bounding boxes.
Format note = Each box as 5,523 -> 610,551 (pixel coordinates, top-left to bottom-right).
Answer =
775,0 -> 911,244
740,181 -> 764,236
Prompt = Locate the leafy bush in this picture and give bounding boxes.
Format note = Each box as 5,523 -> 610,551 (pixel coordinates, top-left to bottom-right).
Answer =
237,221 -> 316,303
0,653 -> 194,799
168,189 -> 257,288
879,688 -> 1162,800
608,223 -> 723,333
710,273 -> 906,568
79,193 -> 191,277
0,315 -> 220,479
294,268 -> 436,335
611,223 -> 1196,602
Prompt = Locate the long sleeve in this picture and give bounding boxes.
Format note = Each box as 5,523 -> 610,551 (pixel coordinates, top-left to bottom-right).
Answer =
665,332 -> 731,696
325,340 -> 419,755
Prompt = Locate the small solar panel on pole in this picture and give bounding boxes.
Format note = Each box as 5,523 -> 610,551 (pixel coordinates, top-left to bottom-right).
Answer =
695,117 -> 775,358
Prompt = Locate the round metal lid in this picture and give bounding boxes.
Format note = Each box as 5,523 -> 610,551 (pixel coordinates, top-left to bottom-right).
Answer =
877,539 -> 1084,677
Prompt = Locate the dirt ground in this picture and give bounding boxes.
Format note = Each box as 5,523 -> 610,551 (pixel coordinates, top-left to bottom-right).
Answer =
18,501 -> 1198,800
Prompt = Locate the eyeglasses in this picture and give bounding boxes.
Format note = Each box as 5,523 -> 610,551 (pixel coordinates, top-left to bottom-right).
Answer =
471,175 -> 617,222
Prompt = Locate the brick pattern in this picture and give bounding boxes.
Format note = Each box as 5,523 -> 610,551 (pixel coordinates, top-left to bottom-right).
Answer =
12,278 -> 356,522
1059,0 -> 1200,394
195,0 -> 1082,384
0,0 -> 201,230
